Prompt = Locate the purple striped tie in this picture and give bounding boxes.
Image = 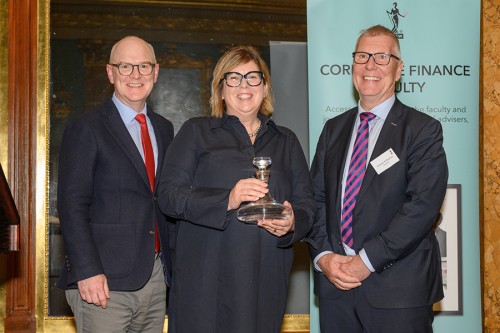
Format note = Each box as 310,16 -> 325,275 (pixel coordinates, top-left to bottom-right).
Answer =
341,112 -> 376,248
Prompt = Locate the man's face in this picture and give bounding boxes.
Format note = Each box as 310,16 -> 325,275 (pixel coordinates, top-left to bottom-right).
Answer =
106,37 -> 159,112
352,35 -> 403,110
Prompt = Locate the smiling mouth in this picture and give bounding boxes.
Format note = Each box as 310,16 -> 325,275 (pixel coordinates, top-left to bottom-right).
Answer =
127,83 -> 143,87
364,76 -> 381,81
237,93 -> 252,99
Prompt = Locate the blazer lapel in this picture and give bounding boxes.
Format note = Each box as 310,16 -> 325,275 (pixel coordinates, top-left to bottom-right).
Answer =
357,99 -> 404,200
327,109 -> 358,231
101,100 -> 152,191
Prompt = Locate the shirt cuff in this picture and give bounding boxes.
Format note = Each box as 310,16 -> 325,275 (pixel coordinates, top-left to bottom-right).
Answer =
313,251 -> 334,272
359,248 -> 375,273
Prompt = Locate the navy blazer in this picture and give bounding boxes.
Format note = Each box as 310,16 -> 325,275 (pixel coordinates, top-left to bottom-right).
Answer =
57,98 -> 175,291
308,98 -> 448,308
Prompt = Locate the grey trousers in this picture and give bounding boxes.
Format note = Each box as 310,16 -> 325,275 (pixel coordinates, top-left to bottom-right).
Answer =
66,254 -> 167,333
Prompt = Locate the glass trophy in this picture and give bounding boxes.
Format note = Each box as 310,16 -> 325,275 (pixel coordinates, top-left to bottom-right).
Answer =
236,157 -> 292,223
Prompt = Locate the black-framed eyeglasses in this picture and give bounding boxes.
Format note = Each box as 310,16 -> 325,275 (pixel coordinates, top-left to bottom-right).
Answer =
352,52 -> 401,65
109,62 -> 156,76
222,71 -> 264,87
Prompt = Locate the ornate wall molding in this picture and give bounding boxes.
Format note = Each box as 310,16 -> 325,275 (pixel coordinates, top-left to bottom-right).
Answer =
51,1 -> 306,44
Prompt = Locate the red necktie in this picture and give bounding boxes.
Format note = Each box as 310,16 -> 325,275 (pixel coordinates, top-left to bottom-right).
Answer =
341,112 -> 375,247
135,113 -> 160,253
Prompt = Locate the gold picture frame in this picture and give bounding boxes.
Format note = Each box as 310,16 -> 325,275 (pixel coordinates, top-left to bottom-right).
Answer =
37,1 -> 309,332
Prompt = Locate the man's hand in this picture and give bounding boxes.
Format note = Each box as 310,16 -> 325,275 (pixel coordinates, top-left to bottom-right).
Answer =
77,274 -> 110,308
341,255 -> 371,281
317,253 -> 362,290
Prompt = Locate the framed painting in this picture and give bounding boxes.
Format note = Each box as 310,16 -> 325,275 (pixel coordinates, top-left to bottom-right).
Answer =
41,1 -> 309,332
433,184 -> 463,315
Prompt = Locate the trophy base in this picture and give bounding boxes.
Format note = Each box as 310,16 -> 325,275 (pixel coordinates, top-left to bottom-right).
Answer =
237,201 -> 292,223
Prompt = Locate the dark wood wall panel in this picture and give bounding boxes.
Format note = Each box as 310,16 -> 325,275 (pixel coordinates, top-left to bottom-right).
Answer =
5,0 -> 37,331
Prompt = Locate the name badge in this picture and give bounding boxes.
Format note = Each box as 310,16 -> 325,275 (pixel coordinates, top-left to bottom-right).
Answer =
370,148 -> 399,174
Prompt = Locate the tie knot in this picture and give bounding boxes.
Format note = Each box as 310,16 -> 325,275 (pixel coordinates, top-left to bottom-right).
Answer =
135,113 -> 147,124
360,112 -> 375,122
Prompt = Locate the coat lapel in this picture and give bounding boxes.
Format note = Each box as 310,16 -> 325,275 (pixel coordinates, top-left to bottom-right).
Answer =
101,100 -> 152,192
357,99 -> 404,200
326,108 -> 358,230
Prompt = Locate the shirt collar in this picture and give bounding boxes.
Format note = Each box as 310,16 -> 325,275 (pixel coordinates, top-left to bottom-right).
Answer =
358,94 -> 395,121
209,112 -> 288,136
112,93 -> 148,123
209,112 -> 269,129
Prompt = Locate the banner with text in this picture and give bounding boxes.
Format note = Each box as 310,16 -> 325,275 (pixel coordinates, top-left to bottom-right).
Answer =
307,0 -> 481,332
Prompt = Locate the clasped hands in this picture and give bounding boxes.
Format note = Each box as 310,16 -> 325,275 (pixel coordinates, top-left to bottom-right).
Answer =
317,253 -> 371,291
228,178 -> 295,236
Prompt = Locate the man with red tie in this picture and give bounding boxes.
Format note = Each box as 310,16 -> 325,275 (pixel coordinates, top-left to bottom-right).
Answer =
307,25 -> 448,332
57,36 -> 174,332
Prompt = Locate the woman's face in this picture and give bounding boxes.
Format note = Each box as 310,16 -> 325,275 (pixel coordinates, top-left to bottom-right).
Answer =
221,60 -> 266,120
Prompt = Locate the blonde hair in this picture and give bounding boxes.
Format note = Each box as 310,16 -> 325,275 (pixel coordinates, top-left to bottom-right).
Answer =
355,25 -> 401,58
209,45 -> 274,118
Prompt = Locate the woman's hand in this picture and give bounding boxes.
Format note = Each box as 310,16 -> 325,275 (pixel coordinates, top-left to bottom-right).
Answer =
257,201 -> 295,237
228,178 -> 268,211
